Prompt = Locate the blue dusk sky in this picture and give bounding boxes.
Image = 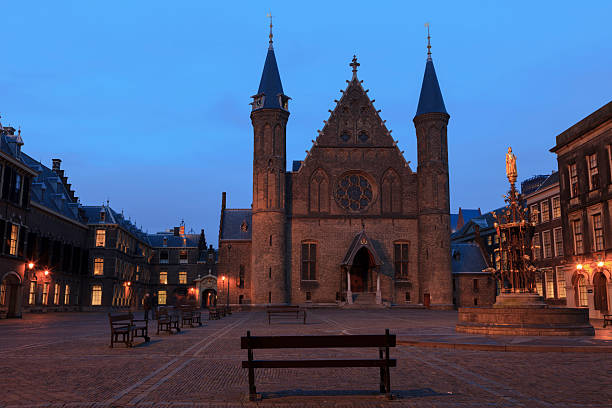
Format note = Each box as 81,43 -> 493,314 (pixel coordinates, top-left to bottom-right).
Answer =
1,1 -> 610,239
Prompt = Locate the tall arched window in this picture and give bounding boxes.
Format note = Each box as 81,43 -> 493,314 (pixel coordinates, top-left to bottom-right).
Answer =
309,169 -> 329,213
381,169 -> 401,214
574,274 -> 588,307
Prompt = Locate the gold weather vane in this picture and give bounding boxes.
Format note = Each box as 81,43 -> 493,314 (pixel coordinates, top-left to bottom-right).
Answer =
267,12 -> 273,45
425,22 -> 432,59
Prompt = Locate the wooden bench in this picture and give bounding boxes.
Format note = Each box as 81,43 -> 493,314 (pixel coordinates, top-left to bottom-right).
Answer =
604,314 -> 612,328
157,307 -> 181,334
266,305 -> 306,325
108,312 -> 150,348
179,305 -> 203,327
208,307 -> 220,320
241,329 -> 396,401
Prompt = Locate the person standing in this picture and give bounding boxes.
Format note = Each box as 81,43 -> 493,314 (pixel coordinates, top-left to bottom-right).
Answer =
143,293 -> 152,320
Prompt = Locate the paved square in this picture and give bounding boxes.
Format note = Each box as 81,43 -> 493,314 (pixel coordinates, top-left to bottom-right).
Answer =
1,309 -> 611,407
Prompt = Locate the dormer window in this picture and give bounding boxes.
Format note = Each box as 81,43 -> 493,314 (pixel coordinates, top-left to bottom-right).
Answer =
279,95 -> 290,110
163,237 -> 167,247
100,211 -> 105,222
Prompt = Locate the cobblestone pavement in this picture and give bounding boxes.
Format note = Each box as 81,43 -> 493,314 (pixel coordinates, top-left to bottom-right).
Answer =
1,309 -> 611,408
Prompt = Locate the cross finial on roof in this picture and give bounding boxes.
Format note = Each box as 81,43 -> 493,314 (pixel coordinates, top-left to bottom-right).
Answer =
425,22 -> 432,60
267,12 -> 273,48
350,55 -> 360,79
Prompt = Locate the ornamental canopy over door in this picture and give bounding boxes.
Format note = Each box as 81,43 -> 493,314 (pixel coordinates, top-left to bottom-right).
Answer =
341,230 -> 383,267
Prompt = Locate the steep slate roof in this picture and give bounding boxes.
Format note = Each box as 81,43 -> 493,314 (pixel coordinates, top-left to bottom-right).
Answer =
451,207 -> 504,241
451,243 -> 489,274
147,233 -> 199,248
523,172 -> 559,197
20,153 -> 81,223
82,205 -> 149,242
219,209 -> 252,240
415,57 -> 447,117
254,44 -> 285,110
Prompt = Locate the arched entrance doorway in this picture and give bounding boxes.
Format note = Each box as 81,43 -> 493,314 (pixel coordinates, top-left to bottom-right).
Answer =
350,247 -> 374,293
593,272 -> 608,312
0,272 -> 22,318
202,289 -> 217,309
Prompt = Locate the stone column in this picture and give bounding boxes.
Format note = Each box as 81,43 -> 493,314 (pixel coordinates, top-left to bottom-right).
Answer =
376,270 -> 381,305
346,268 -> 353,304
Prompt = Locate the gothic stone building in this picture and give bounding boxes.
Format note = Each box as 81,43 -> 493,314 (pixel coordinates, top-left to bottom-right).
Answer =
218,35 -> 453,308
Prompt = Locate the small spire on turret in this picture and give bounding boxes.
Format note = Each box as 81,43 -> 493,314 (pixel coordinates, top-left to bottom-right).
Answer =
425,22 -> 432,61
267,12 -> 273,49
349,55 -> 360,79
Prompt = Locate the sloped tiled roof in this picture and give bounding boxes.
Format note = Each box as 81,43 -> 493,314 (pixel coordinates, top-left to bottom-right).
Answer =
451,243 -> 489,274
415,58 -> 447,117
82,205 -> 150,243
147,233 -> 199,248
220,209 -> 252,240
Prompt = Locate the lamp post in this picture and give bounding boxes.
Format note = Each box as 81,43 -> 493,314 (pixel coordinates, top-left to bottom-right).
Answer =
221,275 -> 229,308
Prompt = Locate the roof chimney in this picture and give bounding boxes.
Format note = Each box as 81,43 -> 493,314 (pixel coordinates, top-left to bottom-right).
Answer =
52,158 -> 62,172
222,192 -> 226,210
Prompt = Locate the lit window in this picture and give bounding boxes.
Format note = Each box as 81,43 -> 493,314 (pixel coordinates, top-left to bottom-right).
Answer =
532,233 -> 541,260
540,200 -> 550,223
592,213 -> 604,252
0,283 -> 6,305
179,250 -> 188,264
573,219 -> 583,254
542,230 -> 552,259
158,290 -> 167,305
54,283 -> 60,305
64,284 -> 70,305
544,268 -> 555,298
29,281 -> 36,305
569,163 -> 579,198
530,204 -> 539,224
94,258 -> 104,275
159,271 -> 167,285
179,271 -> 187,284
552,196 -> 561,219
91,285 -> 102,306
487,235 -> 492,246
301,242 -> 317,280
42,283 -> 49,305
555,268 -> 566,299
535,273 -> 543,296
9,224 -> 18,256
587,153 -> 599,190
394,242 -> 410,280
553,227 -> 563,257
96,229 -> 106,247
577,275 -> 588,307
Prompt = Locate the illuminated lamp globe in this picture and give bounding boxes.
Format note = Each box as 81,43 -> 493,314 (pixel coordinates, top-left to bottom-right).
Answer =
576,264 -> 583,270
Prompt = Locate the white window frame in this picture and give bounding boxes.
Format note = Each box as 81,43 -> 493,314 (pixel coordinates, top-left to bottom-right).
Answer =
572,219 -> 583,255
9,224 -> 18,256
158,290 -> 167,305
95,229 -> 106,247
532,233 -> 541,260
569,163 -> 579,198
555,267 -> 566,299
552,196 -> 561,219
544,268 -> 555,298
587,153 -> 599,191
592,213 -> 604,252
91,285 -> 102,306
530,204 -> 539,224
542,230 -> 552,259
159,271 -> 168,285
179,271 -> 187,285
553,227 -> 563,257
540,200 -> 550,223
94,258 -> 104,275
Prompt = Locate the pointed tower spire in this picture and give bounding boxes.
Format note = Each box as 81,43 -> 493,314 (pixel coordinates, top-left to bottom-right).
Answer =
415,24 -> 447,117
252,14 -> 289,111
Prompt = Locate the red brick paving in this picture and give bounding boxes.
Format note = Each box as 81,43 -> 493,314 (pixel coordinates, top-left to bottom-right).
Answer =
0,309 -> 610,407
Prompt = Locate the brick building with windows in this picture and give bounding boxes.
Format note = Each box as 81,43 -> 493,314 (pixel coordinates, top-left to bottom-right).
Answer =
522,172 -> 566,304
217,31 -> 453,307
551,101 -> 612,319
0,116 -> 216,318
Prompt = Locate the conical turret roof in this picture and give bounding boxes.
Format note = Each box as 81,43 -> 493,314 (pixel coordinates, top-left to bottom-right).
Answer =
415,57 -> 447,117
255,45 -> 285,109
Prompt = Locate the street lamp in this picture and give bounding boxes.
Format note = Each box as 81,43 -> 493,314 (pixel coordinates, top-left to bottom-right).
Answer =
221,275 -> 229,308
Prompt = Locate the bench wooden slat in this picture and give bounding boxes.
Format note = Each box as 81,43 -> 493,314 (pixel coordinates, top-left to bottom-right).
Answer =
241,334 -> 396,349
242,359 -> 397,369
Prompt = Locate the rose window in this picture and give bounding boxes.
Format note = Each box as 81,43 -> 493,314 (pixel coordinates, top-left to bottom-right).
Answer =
335,174 -> 374,211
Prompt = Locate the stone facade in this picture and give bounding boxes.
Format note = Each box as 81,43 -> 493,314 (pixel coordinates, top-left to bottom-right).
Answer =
219,40 -> 453,307
550,101 -> 612,319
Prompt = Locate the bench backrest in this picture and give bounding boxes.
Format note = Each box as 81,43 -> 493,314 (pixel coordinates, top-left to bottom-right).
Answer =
108,313 -> 133,326
241,330 -> 395,349
266,305 -> 300,311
